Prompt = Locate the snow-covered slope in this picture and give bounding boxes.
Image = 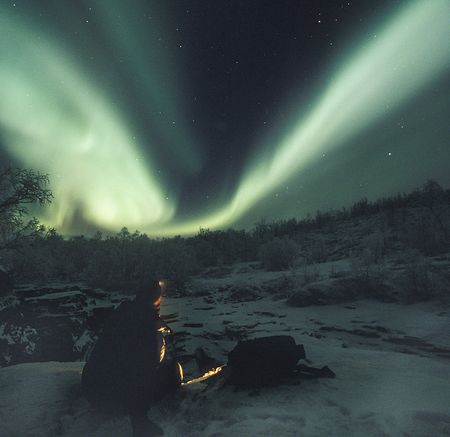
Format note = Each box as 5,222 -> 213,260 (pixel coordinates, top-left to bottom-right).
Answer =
1,285 -> 449,436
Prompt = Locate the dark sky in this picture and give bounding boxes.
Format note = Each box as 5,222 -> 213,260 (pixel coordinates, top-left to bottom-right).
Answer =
167,0 -> 397,208
0,0 -> 449,235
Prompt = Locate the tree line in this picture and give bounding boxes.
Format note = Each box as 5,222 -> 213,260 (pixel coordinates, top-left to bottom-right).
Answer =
1,167 -> 449,292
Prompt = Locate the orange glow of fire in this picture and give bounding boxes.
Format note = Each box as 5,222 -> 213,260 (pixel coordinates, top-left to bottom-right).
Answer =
181,365 -> 226,386
157,326 -> 172,334
159,337 -> 166,363
153,296 -> 162,309
177,362 -> 184,382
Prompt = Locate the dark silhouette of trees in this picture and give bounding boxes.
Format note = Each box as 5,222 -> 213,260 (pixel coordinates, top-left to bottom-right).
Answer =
0,167 -> 52,250
258,237 -> 299,271
4,175 -> 449,290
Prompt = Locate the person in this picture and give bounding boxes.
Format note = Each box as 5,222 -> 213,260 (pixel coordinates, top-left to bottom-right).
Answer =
81,280 -> 181,437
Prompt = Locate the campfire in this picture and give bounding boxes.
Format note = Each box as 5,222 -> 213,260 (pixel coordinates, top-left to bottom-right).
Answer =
159,336 -> 166,363
177,336 -> 334,389
181,365 -> 226,386
157,310 -> 224,385
156,281 -> 334,390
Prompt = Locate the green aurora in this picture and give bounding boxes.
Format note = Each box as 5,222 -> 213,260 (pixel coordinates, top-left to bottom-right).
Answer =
0,0 -> 449,235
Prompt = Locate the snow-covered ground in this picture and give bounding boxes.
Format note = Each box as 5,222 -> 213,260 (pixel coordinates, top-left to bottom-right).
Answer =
1,275 -> 450,436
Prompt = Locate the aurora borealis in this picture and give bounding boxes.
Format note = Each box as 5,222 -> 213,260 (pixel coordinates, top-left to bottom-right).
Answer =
1,1 -> 449,236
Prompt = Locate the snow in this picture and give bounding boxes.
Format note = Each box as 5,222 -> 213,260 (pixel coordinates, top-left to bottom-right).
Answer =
0,345 -> 449,436
1,285 -> 450,436
26,290 -> 85,301
0,323 -> 37,353
0,361 -> 84,437
73,329 -> 95,353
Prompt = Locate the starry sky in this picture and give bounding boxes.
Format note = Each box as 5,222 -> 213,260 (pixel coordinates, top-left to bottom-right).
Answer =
0,0 -> 449,235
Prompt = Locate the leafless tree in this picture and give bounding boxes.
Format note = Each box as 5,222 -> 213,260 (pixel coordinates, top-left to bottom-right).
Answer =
0,167 -> 53,250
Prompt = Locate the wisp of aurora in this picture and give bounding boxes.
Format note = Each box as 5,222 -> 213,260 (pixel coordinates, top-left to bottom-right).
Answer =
0,0 -> 448,235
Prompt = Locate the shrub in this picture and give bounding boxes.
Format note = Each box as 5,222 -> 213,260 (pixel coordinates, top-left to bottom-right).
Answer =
258,237 -> 299,271
402,254 -> 434,302
152,238 -> 199,289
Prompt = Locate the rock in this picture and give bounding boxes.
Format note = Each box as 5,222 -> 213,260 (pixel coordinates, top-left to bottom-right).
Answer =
319,325 -> 381,339
286,277 -> 371,308
224,325 -> 247,341
200,266 -> 233,278
226,285 -> 261,303
183,323 -> 204,328
86,307 -> 115,331
0,284 -> 128,366
286,289 -> 326,307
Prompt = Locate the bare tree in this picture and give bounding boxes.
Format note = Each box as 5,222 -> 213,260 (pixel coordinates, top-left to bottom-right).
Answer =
0,167 -> 53,250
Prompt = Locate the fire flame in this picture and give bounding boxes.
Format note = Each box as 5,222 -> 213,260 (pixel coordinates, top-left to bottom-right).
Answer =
159,337 -> 166,363
153,296 -> 162,311
181,365 -> 226,386
177,362 -> 184,382
157,326 -> 172,334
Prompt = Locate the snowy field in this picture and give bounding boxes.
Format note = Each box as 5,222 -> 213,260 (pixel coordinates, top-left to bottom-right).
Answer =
1,272 -> 450,437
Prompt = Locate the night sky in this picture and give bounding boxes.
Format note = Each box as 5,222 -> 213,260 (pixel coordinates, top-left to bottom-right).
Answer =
0,0 -> 449,235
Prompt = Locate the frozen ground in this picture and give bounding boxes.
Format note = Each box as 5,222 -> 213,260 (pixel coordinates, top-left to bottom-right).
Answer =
1,278 -> 450,436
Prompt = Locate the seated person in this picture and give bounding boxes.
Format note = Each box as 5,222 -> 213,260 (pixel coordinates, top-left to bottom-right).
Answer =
82,280 -> 181,436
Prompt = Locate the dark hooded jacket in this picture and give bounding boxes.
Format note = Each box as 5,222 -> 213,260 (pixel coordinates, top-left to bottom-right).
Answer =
82,292 -> 163,414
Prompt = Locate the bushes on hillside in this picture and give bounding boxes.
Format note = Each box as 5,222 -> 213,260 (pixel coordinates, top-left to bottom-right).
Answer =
258,237 -> 299,271
84,231 -> 198,292
3,178 -> 450,295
